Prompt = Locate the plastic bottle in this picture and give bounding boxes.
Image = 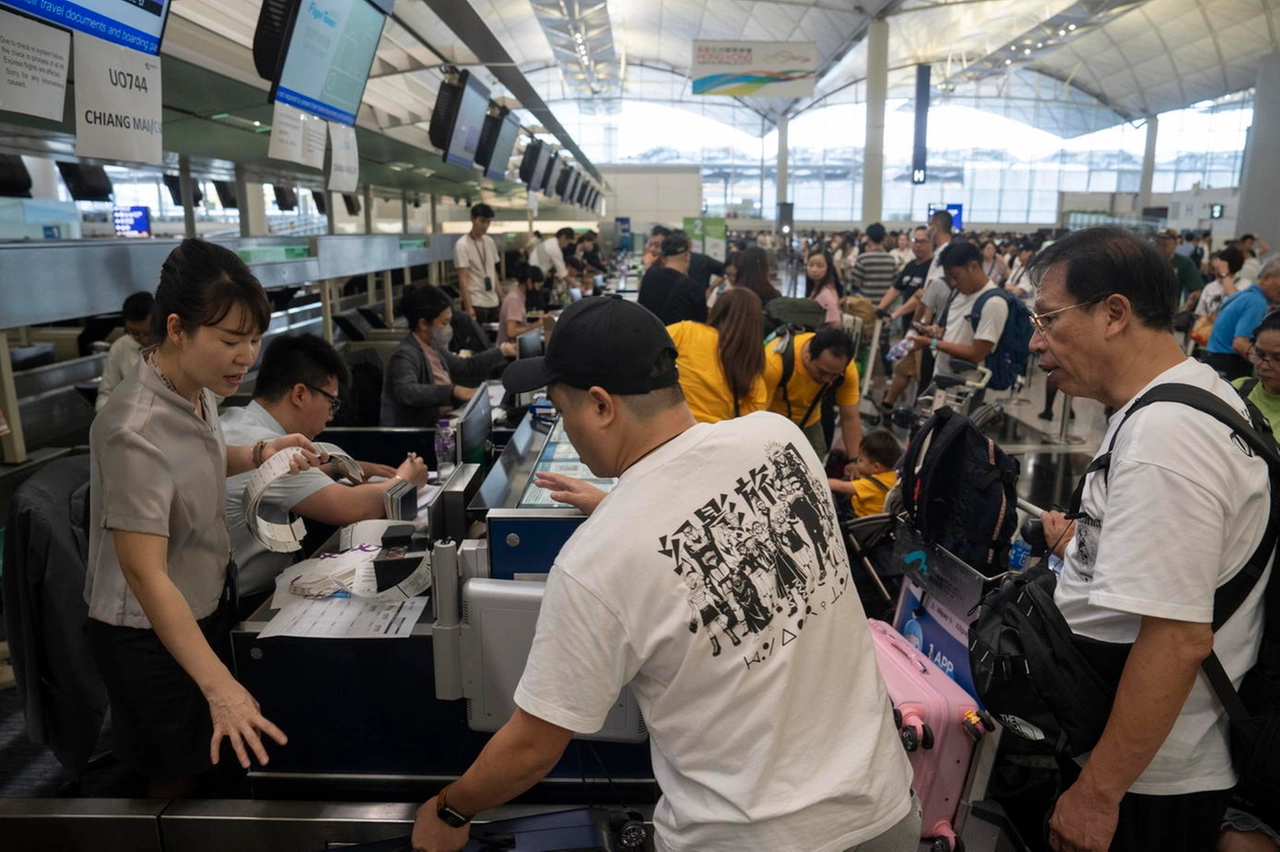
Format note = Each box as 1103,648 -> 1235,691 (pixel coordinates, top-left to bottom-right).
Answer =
434,418 -> 457,471
887,334 -> 917,362
1009,539 -> 1032,570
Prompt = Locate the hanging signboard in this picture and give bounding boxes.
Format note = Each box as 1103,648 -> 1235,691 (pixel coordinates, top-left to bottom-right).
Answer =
73,33 -> 162,165
690,41 -> 816,98
268,100 -> 326,170
0,10 -> 70,121
328,122 -> 359,193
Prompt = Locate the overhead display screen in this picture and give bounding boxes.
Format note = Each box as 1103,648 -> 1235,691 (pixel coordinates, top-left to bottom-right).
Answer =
542,155 -> 562,197
444,71 -> 490,169
272,0 -> 392,126
1,0 -> 173,53
481,113 -> 521,181
113,205 -> 151,237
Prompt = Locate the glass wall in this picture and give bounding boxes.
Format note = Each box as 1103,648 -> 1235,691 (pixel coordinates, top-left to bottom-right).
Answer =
547,81 -> 1254,226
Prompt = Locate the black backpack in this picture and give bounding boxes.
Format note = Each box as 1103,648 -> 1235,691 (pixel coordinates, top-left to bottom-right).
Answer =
764,297 -> 826,336
969,383 -> 1280,823
899,406 -> 1020,576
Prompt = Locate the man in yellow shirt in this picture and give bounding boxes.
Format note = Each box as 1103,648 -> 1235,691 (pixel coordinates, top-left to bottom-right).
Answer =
763,327 -> 861,457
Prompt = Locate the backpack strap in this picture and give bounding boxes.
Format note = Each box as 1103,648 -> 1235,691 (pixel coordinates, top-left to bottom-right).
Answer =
1240,377 -> 1260,399
778,330 -> 796,419
968,287 -> 1004,331
936,286 -> 959,331
1066,383 -> 1280,632
861,474 -> 892,493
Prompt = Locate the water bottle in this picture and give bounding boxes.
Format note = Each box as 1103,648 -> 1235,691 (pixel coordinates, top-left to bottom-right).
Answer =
1009,539 -> 1032,570
887,336 -> 915,362
434,418 -> 457,472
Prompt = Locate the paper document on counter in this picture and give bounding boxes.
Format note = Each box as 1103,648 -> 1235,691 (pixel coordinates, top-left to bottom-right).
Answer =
258,597 -> 427,639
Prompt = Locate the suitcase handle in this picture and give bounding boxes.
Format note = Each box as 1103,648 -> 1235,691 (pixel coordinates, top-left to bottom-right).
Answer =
889,639 -> 930,675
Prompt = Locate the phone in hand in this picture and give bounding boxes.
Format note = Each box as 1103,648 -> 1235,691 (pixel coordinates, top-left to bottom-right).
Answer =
911,322 -> 928,334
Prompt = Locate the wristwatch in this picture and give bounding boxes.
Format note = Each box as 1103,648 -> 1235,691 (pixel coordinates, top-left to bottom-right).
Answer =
437,785 -> 472,828
930,337 -> 940,353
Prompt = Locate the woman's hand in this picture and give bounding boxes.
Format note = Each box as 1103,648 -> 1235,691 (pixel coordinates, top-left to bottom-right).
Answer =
261,434 -> 328,471
533,472 -> 607,515
205,676 -> 287,768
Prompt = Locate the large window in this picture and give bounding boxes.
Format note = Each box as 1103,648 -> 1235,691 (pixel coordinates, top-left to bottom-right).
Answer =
547,83 -> 1254,226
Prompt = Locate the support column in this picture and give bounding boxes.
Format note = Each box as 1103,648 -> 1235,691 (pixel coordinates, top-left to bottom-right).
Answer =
319,279 -> 335,344
24,156 -> 59,199
862,16 -> 890,224
775,113 -> 789,222
178,155 -> 197,239
235,166 -> 268,237
1237,52 -> 1280,249
430,195 -> 440,234
363,184 -> 374,235
326,192 -> 336,235
1138,115 -> 1159,215
401,190 -> 410,234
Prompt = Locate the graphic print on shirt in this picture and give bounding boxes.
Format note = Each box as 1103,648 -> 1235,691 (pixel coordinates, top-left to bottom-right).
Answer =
657,441 -> 848,668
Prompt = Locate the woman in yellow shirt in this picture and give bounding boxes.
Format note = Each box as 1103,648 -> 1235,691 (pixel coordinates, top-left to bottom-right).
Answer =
667,288 -> 768,422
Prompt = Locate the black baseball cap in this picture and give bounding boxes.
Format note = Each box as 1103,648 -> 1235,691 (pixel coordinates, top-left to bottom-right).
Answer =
502,296 -> 680,395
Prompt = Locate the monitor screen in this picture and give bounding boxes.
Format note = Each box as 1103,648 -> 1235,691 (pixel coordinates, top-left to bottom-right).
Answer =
479,113 -> 521,182
456,383 -> 492,466
542,156 -> 563,196
113,206 -> 151,237
3,0 -> 173,54
444,72 -> 492,169
272,0 -> 391,126
517,327 -> 542,361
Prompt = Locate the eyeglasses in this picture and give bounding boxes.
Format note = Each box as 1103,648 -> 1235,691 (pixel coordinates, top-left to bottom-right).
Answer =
306,384 -> 342,415
1250,347 -> 1280,366
1029,296 -> 1109,336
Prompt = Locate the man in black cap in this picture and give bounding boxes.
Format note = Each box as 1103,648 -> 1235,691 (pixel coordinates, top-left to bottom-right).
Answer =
637,232 -> 708,325
411,297 -> 916,852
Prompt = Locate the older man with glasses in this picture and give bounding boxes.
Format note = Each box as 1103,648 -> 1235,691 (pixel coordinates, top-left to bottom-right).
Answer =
221,333 -> 429,614
1028,228 -> 1272,852
1203,258 -> 1280,380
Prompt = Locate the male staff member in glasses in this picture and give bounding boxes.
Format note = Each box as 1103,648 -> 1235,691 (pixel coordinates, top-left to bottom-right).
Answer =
221,334 -> 428,612
1030,229 -> 1271,852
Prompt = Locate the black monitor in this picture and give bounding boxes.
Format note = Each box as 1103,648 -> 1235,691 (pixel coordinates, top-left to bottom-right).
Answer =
273,184 -> 298,211
519,140 -> 550,190
541,155 -> 563,196
575,179 -> 589,206
268,0 -> 391,126
516,327 -> 542,361
163,175 -> 203,207
476,111 -> 521,182
455,384 -> 492,466
343,193 -> 361,215
56,163 -> 113,202
437,71 -> 491,169
311,188 -> 328,215
212,180 -> 238,208
558,167 -> 578,203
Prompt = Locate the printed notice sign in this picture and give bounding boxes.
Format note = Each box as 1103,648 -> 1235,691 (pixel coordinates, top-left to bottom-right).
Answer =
328,121 -> 358,192
74,32 -> 162,164
0,10 -> 70,121
268,99 -> 327,170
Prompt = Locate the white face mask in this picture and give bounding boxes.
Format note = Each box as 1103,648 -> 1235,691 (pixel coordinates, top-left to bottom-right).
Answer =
433,323 -> 453,348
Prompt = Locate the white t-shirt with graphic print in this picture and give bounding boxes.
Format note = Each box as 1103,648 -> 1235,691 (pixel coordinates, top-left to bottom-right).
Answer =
514,412 -> 912,852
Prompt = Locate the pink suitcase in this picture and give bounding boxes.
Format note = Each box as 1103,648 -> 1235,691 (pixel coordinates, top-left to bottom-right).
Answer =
868,619 -> 994,852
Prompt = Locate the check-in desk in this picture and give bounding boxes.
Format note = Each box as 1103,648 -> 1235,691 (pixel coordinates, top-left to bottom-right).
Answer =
231,429 -> 653,796
470,411 -> 617,580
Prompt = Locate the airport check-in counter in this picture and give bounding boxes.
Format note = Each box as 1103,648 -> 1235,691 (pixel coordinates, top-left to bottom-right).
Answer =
230,406 -> 651,792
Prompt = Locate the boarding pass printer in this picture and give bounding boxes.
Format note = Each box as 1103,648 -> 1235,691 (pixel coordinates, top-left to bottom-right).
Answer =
430,539 -> 648,744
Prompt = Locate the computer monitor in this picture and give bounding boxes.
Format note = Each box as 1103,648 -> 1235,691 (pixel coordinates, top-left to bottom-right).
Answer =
516,327 -> 542,361
455,384 -> 492,467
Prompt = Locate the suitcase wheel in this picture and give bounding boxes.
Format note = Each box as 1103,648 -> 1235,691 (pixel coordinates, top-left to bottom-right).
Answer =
978,709 -> 996,732
928,836 -> 964,852
893,708 -> 903,729
962,718 -> 984,742
900,727 -> 919,752
920,723 -> 935,750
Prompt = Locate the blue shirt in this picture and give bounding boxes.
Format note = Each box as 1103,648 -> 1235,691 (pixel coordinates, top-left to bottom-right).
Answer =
1207,286 -> 1270,354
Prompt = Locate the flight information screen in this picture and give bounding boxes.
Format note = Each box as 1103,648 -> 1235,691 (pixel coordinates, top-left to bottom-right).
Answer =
273,0 -> 390,126
2,0 -> 172,54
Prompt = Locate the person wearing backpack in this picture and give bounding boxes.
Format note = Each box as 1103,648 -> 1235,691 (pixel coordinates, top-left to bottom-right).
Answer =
910,241 -> 1010,378
1027,228 -> 1272,852
762,327 -> 861,458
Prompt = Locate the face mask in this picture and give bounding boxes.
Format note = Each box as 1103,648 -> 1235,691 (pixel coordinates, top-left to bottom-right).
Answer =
433,323 -> 453,348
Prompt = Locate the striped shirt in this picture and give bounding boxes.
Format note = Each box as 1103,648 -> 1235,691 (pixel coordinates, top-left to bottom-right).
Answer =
849,248 -> 899,302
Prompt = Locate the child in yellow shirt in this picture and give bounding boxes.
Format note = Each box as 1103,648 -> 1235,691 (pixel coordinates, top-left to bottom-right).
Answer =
829,430 -> 901,517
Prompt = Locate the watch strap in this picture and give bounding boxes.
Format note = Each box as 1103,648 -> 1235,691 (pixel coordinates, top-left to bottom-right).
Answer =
437,785 -> 472,827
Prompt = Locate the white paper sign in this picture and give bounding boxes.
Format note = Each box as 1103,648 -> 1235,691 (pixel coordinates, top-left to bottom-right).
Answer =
0,10 -> 70,121
328,122 -> 359,193
73,33 -> 162,164
268,100 -> 327,170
